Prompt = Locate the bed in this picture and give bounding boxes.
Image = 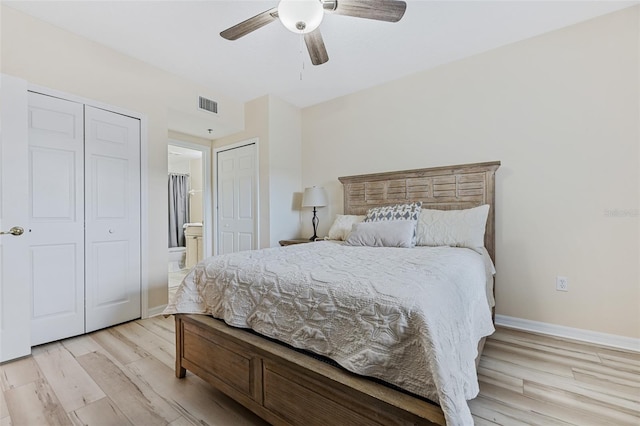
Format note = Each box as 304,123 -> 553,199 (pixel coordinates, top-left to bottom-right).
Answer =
165,161 -> 500,426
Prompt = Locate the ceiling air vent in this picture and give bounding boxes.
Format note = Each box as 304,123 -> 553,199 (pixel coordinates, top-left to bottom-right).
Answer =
198,96 -> 218,114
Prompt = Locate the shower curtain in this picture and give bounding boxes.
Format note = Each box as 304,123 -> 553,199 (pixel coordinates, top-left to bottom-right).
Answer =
168,173 -> 190,248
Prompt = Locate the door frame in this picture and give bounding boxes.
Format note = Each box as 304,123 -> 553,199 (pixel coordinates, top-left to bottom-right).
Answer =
168,139 -> 213,259
213,139 -> 260,255
28,83 -> 151,318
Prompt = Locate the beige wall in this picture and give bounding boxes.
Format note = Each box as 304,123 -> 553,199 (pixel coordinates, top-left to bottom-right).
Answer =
302,7 -> 640,338
189,158 -> 203,224
1,6 -> 242,311
214,95 -> 302,248
168,130 -> 212,148
266,96 -> 302,247
214,96 -> 271,248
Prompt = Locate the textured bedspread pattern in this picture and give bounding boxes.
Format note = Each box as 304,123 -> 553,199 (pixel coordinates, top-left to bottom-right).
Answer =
164,242 -> 494,425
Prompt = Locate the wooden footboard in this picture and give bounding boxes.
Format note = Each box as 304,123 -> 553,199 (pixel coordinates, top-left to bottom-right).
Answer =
175,314 -> 446,426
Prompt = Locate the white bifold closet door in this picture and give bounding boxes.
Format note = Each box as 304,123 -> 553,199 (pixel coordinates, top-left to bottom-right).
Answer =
28,93 -> 86,346
84,105 -> 141,333
28,93 -> 141,346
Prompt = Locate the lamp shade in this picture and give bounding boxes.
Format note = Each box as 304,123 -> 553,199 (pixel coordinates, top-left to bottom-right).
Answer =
301,186 -> 327,208
278,0 -> 324,34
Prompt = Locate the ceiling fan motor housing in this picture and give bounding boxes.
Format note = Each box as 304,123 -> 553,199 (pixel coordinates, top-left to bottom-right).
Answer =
278,0 -> 324,34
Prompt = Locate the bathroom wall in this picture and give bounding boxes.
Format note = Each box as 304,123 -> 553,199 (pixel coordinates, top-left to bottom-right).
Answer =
189,158 -> 203,223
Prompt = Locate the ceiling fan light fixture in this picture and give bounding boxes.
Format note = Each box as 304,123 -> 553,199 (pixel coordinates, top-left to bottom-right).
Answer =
278,0 -> 324,34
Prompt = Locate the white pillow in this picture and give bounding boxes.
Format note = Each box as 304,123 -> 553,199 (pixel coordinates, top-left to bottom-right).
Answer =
327,214 -> 365,241
364,202 -> 422,245
344,220 -> 416,248
415,205 -> 489,253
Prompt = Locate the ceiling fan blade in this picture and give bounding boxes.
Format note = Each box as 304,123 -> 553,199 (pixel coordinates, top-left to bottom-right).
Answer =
304,28 -> 329,66
325,0 -> 406,23
220,7 -> 279,40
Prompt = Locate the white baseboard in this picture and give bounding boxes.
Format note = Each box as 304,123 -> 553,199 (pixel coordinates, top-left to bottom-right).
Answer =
146,304 -> 168,318
494,315 -> 640,353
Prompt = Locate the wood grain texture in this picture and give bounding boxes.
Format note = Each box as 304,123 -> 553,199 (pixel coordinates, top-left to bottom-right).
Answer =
76,350 -> 181,425
88,327 -> 149,366
219,7 -> 278,40
68,397 -> 133,426
0,317 -> 638,425
304,28 -> 329,65
127,354 -> 267,426
0,356 -> 42,391
4,380 -> 71,425
338,161 -> 500,261
32,342 -> 105,412
472,327 -> 640,425
176,313 -> 445,426
328,0 -> 407,22
0,383 -> 9,422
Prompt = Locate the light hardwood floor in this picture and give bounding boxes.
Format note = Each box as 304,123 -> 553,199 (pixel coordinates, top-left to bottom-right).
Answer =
1,317 -> 638,425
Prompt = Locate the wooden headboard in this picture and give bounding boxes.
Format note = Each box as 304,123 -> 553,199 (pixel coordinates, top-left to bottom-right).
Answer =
338,161 -> 500,261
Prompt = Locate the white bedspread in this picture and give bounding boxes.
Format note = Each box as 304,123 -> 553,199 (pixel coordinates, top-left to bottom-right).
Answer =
164,242 -> 495,425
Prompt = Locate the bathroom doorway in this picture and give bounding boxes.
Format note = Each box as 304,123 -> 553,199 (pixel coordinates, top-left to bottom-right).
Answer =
167,141 -> 211,298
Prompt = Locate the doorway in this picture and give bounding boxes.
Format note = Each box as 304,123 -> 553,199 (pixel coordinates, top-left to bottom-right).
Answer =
167,141 -> 211,299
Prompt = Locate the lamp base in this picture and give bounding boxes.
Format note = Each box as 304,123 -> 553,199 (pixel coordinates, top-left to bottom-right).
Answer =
310,207 -> 319,242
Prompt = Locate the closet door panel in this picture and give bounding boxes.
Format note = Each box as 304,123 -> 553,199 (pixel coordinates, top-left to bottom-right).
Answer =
85,106 -> 141,332
31,244 -> 78,317
90,241 -> 129,305
28,92 -> 85,346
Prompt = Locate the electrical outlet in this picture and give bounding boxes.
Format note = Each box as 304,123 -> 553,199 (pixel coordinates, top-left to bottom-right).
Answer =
556,276 -> 569,292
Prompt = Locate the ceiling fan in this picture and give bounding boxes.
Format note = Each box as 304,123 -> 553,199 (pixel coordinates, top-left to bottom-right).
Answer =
220,0 -> 407,66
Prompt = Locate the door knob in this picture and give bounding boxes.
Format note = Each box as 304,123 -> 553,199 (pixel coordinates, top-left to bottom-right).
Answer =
0,226 -> 24,236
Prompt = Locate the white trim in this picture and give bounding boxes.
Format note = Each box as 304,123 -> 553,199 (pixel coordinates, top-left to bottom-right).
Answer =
140,117 -> 149,318
495,315 -> 640,353
147,304 -> 168,318
28,84 -> 143,120
27,83 -> 151,319
168,139 -> 213,259
213,138 -> 260,255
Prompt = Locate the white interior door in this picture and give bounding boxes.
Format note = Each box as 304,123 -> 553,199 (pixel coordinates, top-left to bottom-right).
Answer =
28,92 -> 86,347
85,106 -> 141,332
0,75 -> 31,362
217,143 -> 257,254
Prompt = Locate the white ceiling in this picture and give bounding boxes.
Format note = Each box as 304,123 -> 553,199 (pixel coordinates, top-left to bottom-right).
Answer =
6,0 -> 637,136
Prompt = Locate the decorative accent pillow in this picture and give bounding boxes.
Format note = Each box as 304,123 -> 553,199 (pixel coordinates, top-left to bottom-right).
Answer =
364,202 -> 422,223
327,214 -> 366,241
344,220 -> 416,248
364,202 -> 422,245
415,204 -> 490,254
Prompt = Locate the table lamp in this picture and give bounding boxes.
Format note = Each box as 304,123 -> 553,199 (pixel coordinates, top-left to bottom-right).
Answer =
301,186 -> 328,241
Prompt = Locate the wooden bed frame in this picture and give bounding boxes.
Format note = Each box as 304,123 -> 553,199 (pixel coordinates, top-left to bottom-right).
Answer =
174,161 -> 500,426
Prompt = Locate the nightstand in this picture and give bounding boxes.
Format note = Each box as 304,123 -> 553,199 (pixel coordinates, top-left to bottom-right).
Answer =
279,238 -> 320,246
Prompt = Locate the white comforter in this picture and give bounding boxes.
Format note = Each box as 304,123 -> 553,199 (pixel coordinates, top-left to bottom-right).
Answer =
164,241 -> 494,425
